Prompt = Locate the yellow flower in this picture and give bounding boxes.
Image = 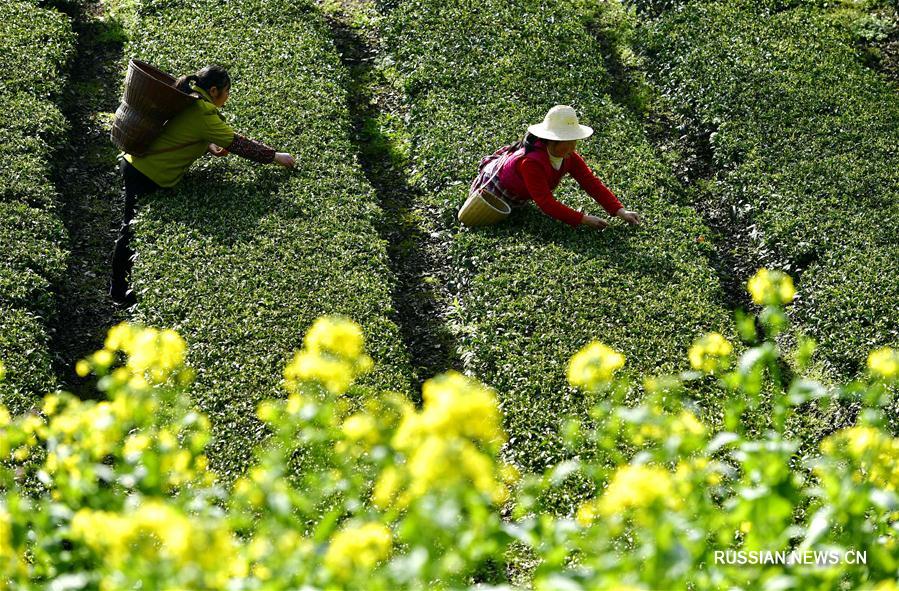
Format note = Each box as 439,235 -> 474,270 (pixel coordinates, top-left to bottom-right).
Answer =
673,410 -> 706,437
843,426 -> 882,456
75,359 -> 90,377
0,405 -> 10,428
341,414 -> 379,446
126,327 -> 187,382
394,372 -> 505,448
372,465 -> 403,509
688,332 -> 733,373
283,317 -> 375,395
576,498 -> 601,527
305,316 -> 366,360
93,323 -> 190,386
104,322 -> 136,351
1,507 -> 14,557
598,464 -> 676,516
567,342 -> 625,390
256,401 -> 278,423
324,522 -> 392,577
71,503 -> 245,586
820,426 -> 899,490
42,395 -> 61,417
92,348 -> 115,369
385,372 -> 508,505
868,347 -> 899,379
284,350 -> 354,394
500,462 -> 521,486
123,433 -> 151,458
747,268 -> 795,306
286,394 -> 303,415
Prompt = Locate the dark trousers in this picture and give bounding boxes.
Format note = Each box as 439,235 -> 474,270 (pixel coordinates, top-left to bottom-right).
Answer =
110,160 -> 160,299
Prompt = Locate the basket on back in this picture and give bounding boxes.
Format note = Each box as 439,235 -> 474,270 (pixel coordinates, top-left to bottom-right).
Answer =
110,60 -> 198,156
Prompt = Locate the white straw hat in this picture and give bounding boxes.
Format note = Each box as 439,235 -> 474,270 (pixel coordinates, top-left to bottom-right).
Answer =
527,105 -> 593,141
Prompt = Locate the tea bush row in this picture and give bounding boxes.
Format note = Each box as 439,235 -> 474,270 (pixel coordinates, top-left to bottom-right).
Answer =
637,0 -> 899,375
0,2 -> 74,413
377,0 -> 753,477
116,0 -> 412,480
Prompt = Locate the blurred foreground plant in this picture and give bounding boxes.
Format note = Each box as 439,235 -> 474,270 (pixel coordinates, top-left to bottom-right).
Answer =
1,270 -> 896,590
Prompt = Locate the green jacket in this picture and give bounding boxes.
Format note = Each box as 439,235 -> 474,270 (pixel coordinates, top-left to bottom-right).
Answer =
125,86 -> 235,188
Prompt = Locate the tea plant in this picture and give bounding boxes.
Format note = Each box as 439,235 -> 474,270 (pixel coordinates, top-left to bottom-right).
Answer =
0,2 -> 74,413
110,0 -> 413,480
637,0 -> 899,376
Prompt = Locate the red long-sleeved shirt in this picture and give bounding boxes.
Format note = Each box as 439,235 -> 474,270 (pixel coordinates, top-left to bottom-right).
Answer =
519,152 -> 623,227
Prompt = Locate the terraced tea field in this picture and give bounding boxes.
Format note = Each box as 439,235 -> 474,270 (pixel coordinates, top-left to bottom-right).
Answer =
3,0 -> 897,587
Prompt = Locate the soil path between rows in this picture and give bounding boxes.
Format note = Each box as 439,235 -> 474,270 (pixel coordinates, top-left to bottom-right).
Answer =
52,0 -> 131,396
322,0 -> 461,398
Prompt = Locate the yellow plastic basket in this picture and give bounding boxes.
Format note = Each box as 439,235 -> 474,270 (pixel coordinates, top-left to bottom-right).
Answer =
458,189 -> 511,226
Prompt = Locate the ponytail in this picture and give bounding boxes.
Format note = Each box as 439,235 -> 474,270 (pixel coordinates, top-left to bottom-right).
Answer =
521,132 -> 541,154
174,65 -> 231,95
174,73 -> 200,94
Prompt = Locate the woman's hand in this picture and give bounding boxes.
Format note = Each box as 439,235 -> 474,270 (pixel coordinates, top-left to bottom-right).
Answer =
208,143 -> 229,157
274,152 -> 296,168
582,214 -> 610,230
615,208 -> 642,225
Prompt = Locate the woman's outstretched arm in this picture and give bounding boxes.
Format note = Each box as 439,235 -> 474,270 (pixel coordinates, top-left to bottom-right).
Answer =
567,153 -> 623,215
224,134 -> 295,167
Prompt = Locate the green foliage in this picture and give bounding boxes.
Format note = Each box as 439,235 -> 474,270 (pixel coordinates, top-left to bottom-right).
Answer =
0,311 -> 58,416
0,2 -> 74,411
376,0 -> 734,483
0,2 -> 74,96
637,1 -> 899,376
116,0 -> 412,480
2,290 -> 898,589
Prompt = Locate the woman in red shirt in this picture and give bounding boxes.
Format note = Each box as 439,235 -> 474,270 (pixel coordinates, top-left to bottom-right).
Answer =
475,105 -> 642,229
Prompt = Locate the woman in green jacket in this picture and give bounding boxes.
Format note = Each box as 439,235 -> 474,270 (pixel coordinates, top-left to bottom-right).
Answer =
111,64 -> 295,305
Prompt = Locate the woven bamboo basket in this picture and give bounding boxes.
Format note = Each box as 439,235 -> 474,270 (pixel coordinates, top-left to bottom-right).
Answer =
458,189 -> 511,226
110,60 -> 198,156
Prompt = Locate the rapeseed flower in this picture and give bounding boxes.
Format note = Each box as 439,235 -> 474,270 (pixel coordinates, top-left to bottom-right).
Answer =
341,413 -> 379,446
747,268 -> 795,306
868,347 -> 898,380
688,332 -> 733,373
567,342 -> 625,390
372,465 -> 403,509
324,522 -> 392,576
284,350 -> 355,394
820,426 -> 899,490
82,323 -> 190,386
579,464 -> 676,523
384,372 -> 509,505
71,502 -> 246,586
305,316 -> 365,360
672,410 -> 706,437
404,438 -> 507,504
393,371 -> 505,447
284,317 -> 373,395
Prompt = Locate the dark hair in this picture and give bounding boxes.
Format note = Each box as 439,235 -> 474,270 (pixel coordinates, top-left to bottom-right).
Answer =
175,64 -> 231,95
520,132 -> 544,154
